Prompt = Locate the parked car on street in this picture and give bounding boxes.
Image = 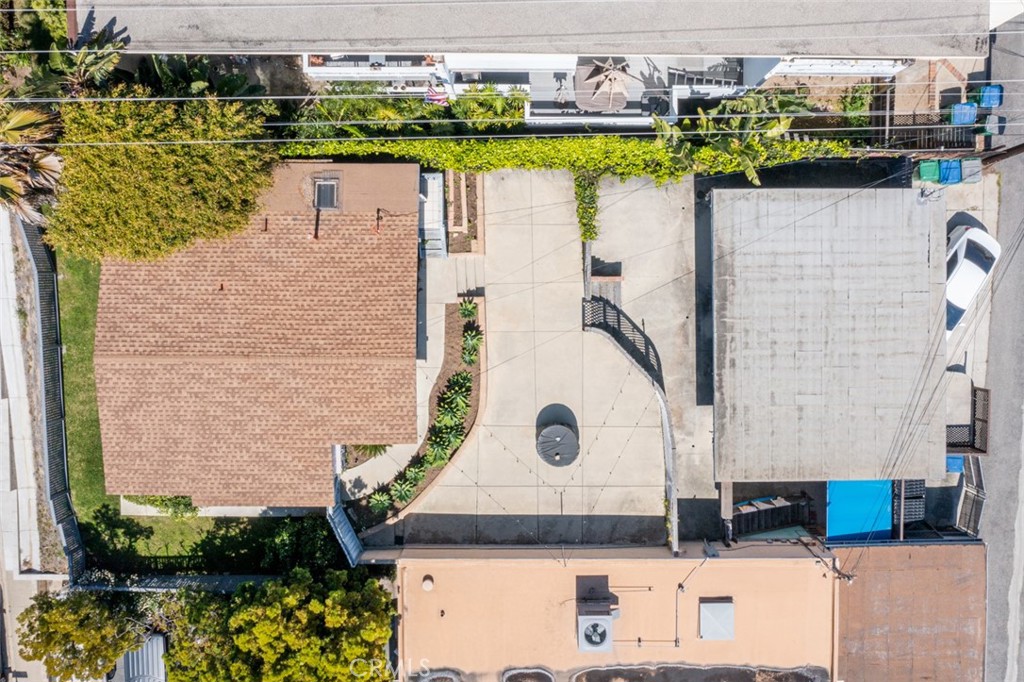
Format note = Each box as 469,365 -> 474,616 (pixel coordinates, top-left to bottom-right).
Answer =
946,225 -> 1002,336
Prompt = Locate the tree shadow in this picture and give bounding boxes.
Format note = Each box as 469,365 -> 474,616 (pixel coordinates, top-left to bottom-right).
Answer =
79,503 -> 154,574
188,515 -> 344,577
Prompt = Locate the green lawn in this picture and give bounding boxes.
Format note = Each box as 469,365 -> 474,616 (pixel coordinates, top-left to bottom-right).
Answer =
57,253 -> 341,575
58,253 -> 113,518
57,253 -> 213,558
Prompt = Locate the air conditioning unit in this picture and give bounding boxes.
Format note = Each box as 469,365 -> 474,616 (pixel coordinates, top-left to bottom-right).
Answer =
577,614 -> 613,652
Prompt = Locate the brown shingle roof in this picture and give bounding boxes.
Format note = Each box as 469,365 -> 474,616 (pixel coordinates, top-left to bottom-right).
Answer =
836,544 -> 986,682
95,163 -> 421,507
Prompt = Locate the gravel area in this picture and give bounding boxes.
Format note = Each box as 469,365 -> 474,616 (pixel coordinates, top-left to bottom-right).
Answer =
10,222 -> 66,574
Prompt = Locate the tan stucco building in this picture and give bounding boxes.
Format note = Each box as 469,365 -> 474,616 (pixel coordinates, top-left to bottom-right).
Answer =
389,545 -> 837,681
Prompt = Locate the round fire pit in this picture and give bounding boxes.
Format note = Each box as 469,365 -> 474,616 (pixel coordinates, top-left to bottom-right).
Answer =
537,424 -> 579,466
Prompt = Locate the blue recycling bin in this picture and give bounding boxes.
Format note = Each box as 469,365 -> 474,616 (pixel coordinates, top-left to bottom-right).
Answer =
939,160 -> 962,185
979,84 -> 1004,108
950,102 -> 979,126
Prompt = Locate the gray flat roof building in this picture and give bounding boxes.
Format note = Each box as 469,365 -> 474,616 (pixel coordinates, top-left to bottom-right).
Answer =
71,1 -> 988,57
712,189 -> 946,482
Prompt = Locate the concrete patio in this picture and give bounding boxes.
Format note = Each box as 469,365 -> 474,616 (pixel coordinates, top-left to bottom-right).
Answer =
370,171 -> 668,546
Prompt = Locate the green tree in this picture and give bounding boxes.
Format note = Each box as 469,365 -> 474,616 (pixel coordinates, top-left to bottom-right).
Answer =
166,569 -> 394,682
17,590 -> 144,682
449,83 -> 529,131
47,84 -> 276,260
21,29 -> 124,98
0,98 -> 60,221
654,93 -> 809,186
297,81 -> 451,138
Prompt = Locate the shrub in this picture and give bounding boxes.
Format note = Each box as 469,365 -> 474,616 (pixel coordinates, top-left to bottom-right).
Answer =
389,479 -> 415,504
458,298 -> 478,320
461,347 -> 479,366
368,491 -> 392,514
47,84 -> 276,260
574,172 -> 600,241
123,495 -> 198,518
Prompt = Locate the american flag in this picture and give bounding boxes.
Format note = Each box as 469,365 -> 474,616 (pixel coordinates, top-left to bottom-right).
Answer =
424,86 -> 449,106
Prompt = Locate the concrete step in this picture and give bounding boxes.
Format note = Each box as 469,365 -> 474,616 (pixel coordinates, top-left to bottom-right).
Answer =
454,255 -> 485,296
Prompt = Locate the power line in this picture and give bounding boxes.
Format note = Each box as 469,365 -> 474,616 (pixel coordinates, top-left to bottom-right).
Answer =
5,0 -> 1019,10
30,125 -> 1024,148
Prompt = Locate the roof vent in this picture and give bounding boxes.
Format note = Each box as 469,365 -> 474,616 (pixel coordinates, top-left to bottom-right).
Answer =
314,179 -> 338,210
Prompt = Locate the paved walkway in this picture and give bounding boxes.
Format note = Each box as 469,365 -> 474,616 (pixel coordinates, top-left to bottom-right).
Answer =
0,211 -> 40,571
0,210 -> 49,680
388,171 -> 667,546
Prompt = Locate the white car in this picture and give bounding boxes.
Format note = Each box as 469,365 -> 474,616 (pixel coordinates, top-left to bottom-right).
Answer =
946,225 -> 1001,337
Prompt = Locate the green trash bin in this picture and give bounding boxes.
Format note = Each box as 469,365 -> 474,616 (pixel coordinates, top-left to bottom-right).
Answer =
918,160 -> 940,183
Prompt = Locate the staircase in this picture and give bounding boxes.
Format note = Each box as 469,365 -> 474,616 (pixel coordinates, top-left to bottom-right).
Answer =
454,255 -> 485,296
732,496 -> 810,536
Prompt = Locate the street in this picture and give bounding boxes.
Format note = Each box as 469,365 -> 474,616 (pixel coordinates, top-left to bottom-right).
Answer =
983,15 -> 1024,682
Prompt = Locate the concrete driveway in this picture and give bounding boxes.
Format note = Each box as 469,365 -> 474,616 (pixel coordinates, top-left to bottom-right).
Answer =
593,177 -> 719,538
399,171 -> 667,546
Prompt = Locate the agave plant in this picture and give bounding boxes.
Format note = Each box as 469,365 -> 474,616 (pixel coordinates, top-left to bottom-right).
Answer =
0,101 -> 59,222
461,347 -> 479,366
437,400 -> 465,427
447,371 -> 473,396
462,326 -> 483,352
368,491 -> 392,514
458,298 -> 478,320
441,386 -> 470,414
403,465 -> 427,486
389,479 -> 416,504
424,439 -> 451,467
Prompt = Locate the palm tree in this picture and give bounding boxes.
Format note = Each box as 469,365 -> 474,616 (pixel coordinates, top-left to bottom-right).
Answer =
0,99 -> 60,222
654,93 -> 808,186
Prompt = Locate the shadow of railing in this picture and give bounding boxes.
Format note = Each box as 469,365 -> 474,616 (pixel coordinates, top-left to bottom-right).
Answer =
582,296 -> 665,391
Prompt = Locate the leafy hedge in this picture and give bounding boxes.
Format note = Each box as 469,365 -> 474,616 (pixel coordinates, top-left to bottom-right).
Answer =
574,172 -> 600,242
281,135 -> 851,185
48,84 -> 276,261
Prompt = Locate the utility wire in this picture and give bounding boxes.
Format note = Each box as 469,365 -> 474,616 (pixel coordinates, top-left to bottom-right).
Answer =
11,78 -> 1024,101
3,0 -> 1014,10
28,126 -> 1024,148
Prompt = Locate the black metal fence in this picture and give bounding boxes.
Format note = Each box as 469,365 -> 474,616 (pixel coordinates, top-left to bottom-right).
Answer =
582,296 -> 665,390
18,221 -> 86,580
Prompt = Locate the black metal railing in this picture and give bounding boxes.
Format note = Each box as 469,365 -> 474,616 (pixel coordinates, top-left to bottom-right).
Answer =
19,220 -> 86,580
582,296 -> 664,390
948,386 -> 990,454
